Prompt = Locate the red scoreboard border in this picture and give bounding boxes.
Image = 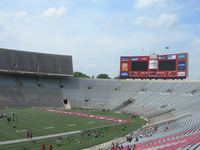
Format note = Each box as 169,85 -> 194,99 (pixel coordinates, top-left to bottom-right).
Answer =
120,53 -> 188,79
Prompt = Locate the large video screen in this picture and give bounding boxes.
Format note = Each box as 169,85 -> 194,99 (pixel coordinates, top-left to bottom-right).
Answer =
159,60 -> 176,71
131,61 -> 148,71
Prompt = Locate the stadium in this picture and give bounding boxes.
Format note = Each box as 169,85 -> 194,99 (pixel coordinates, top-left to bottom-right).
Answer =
0,48 -> 199,150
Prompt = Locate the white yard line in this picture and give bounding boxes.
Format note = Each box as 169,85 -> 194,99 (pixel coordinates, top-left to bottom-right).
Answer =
0,130 -> 81,146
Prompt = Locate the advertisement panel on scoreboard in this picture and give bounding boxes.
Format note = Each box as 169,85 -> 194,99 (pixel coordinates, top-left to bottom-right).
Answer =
178,61 -> 186,71
149,60 -> 158,69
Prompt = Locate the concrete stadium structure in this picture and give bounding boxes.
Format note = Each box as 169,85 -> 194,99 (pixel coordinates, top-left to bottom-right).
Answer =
0,48 -> 200,149
1,76 -> 200,149
0,48 -> 73,77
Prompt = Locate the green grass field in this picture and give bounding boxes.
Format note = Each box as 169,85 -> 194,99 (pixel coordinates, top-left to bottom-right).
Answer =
0,108 -> 146,150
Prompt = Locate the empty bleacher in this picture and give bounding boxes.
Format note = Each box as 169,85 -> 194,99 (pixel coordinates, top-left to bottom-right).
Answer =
0,75 -> 200,149
1,77 -> 200,118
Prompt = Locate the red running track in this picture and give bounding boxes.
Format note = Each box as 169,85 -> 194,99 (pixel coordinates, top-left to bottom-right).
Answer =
45,108 -> 129,123
134,130 -> 200,150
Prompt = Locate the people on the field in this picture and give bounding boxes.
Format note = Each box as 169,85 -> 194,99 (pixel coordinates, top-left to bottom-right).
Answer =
7,116 -> 11,123
26,130 -> 30,139
30,131 -> 32,139
12,112 -> 17,122
0,112 -> 6,120
13,123 -> 16,128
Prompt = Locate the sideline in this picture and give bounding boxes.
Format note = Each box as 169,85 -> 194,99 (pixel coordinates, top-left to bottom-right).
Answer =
0,123 -> 126,146
0,130 -> 81,146
0,122 -> 131,146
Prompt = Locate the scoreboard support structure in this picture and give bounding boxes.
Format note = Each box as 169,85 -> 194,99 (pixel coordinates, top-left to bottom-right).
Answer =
120,53 -> 188,80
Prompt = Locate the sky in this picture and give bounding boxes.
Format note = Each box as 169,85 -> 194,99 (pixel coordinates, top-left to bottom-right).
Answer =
0,0 -> 200,79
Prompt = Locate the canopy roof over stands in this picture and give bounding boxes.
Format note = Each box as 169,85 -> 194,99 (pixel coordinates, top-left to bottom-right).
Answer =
0,48 -> 73,77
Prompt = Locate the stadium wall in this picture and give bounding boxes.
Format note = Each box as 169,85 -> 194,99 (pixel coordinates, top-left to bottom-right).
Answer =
0,74 -> 64,108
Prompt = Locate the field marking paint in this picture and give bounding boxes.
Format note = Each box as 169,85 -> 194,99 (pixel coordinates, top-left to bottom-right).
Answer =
67,124 -> 76,127
45,109 -> 129,123
0,119 -> 130,146
0,130 -> 82,146
43,126 -> 55,130
16,129 -> 27,133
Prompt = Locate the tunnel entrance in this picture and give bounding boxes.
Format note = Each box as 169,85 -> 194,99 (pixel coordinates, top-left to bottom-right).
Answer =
62,98 -> 71,109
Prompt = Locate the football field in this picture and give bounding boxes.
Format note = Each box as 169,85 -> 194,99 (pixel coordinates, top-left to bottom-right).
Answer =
0,108 -> 146,150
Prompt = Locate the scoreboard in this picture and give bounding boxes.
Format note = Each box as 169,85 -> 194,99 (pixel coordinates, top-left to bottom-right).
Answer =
120,53 -> 188,79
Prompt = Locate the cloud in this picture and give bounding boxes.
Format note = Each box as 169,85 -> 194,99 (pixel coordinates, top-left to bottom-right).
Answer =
135,0 -> 167,8
83,63 -> 97,70
187,38 -> 200,79
41,6 -> 66,19
134,13 -> 178,28
15,11 -> 28,19
192,38 -> 200,51
90,0 -> 105,2
0,0 -> 198,78
0,10 -> 28,48
0,11 -> 28,23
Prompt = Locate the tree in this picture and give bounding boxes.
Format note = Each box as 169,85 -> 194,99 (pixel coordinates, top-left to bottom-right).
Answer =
113,76 -> 120,79
97,74 -> 111,79
73,72 -> 90,78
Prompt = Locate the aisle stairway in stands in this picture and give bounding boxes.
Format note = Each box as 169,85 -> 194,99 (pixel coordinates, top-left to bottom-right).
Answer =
111,99 -> 135,112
